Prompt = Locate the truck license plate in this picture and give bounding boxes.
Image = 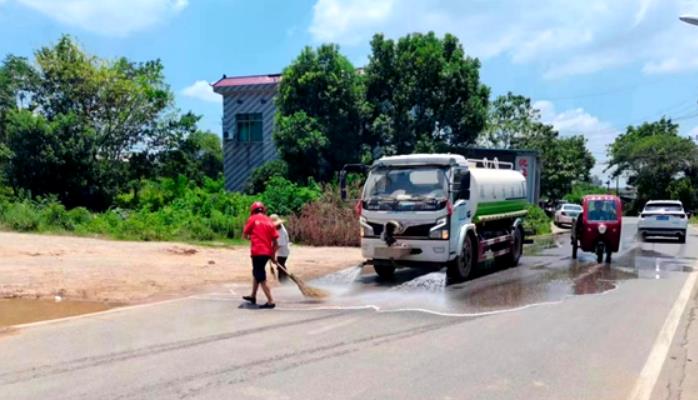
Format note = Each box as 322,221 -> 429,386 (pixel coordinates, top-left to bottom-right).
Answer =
375,246 -> 410,259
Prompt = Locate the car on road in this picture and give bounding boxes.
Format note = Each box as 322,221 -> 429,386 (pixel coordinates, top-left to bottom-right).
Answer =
554,203 -> 582,227
637,200 -> 688,243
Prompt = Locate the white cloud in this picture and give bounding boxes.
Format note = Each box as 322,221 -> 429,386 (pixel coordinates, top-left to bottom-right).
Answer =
12,0 -> 187,36
310,0 -> 394,46
309,0 -> 698,78
181,80 -> 219,103
534,100 -> 619,177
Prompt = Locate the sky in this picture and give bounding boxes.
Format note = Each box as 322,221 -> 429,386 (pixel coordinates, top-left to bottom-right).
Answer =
1,0 -> 698,181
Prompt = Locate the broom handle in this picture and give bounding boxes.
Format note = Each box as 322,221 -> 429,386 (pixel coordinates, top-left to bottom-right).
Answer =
271,259 -> 289,274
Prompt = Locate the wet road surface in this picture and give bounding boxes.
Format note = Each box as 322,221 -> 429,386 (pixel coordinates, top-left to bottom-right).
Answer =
1,219 -> 697,400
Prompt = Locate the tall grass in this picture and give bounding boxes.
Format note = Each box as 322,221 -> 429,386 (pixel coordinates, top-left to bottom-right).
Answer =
0,175 -> 324,243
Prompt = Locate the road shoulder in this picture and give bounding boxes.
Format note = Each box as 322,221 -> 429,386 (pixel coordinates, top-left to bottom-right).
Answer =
651,266 -> 698,400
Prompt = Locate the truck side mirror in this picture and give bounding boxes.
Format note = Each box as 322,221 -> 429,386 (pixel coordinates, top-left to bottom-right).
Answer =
339,170 -> 348,201
339,164 -> 369,201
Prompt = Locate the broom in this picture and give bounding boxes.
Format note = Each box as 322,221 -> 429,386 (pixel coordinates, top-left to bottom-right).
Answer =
272,260 -> 328,299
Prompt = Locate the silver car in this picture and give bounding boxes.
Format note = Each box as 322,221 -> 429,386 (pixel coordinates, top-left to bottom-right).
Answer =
638,200 -> 688,243
554,203 -> 582,227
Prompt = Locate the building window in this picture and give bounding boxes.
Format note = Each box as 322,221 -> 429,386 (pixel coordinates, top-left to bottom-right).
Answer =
236,113 -> 263,142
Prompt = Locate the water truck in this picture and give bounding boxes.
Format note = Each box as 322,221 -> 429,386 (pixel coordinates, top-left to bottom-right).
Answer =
340,154 -> 528,281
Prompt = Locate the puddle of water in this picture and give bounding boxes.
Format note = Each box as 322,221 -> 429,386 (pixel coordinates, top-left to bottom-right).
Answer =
285,243 -> 696,316
0,299 -> 114,328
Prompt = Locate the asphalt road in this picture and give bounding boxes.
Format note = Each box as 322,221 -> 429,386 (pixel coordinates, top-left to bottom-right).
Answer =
1,219 -> 697,400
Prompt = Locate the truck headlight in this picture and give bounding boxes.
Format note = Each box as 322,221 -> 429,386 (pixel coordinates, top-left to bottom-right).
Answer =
429,217 -> 449,240
598,224 -> 607,234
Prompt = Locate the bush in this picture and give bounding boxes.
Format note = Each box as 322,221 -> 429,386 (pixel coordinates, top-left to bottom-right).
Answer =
524,205 -> 551,236
286,184 -> 359,246
39,201 -> 72,230
0,175 -> 331,244
261,176 -> 321,216
246,160 -> 289,194
2,201 -> 41,231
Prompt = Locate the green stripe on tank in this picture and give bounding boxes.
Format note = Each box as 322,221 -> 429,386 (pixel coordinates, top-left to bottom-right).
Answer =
474,199 -> 528,220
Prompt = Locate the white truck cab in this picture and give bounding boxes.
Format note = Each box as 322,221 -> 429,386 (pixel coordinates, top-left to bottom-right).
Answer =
341,153 -> 529,282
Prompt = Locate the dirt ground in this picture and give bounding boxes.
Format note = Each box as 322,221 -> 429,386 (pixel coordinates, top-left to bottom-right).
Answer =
0,231 -> 363,304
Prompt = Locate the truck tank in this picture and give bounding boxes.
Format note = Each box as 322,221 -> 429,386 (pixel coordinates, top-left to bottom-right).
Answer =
469,167 -> 528,222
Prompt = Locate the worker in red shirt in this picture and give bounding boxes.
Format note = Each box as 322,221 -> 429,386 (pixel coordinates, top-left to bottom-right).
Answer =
242,201 -> 278,309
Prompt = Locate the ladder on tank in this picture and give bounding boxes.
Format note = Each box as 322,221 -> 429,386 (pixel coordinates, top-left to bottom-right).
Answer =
466,157 -> 514,170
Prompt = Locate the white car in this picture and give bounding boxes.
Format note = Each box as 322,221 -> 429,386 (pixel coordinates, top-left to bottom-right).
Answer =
554,203 -> 582,227
637,200 -> 688,243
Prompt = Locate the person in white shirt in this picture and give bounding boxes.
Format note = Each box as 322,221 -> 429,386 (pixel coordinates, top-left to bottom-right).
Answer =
270,214 -> 290,282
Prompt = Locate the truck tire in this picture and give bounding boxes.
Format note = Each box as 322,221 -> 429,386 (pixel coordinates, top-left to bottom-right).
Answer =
448,234 -> 476,282
501,227 -> 523,268
373,264 -> 396,280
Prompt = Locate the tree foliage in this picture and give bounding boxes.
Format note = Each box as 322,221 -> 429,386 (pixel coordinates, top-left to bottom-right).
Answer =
274,45 -> 363,182
0,35 -> 218,209
480,92 -> 543,148
364,32 -> 490,157
481,93 -> 595,199
246,159 -> 289,194
608,118 -> 698,209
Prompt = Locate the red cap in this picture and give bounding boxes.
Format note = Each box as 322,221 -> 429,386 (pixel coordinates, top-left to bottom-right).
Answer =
250,201 -> 266,215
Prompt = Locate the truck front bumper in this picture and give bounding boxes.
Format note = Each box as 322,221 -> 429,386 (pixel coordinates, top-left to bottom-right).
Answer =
361,238 -> 453,264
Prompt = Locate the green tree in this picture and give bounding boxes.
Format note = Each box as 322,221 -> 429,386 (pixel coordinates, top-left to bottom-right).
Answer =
5,110 -> 101,207
155,130 -> 223,183
480,92 -> 543,148
274,45 -> 363,182
608,118 -> 698,208
1,35 -> 195,209
245,159 -> 289,194
0,55 -> 39,181
364,32 -> 490,156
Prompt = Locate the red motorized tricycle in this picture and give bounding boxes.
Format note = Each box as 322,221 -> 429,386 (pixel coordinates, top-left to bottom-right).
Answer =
571,195 -> 623,263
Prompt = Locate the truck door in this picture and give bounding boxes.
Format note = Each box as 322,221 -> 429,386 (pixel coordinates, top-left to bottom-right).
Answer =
451,168 -> 470,253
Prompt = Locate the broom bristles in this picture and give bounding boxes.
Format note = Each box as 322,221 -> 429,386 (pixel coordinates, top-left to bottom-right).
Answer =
275,262 -> 329,298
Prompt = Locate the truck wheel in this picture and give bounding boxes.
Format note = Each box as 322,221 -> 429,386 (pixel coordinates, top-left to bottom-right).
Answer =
572,240 -> 578,259
501,227 -> 523,268
373,264 -> 396,280
605,250 -> 612,264
448,235 -> 475,282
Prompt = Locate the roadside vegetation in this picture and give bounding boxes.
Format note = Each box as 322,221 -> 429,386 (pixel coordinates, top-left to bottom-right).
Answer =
0,34 -> 695,246
0,176 -> 320,243
523,205 -> 552,236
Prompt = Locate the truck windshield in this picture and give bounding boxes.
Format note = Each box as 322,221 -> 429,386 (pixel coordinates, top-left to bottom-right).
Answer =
363,166 -> 448,211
